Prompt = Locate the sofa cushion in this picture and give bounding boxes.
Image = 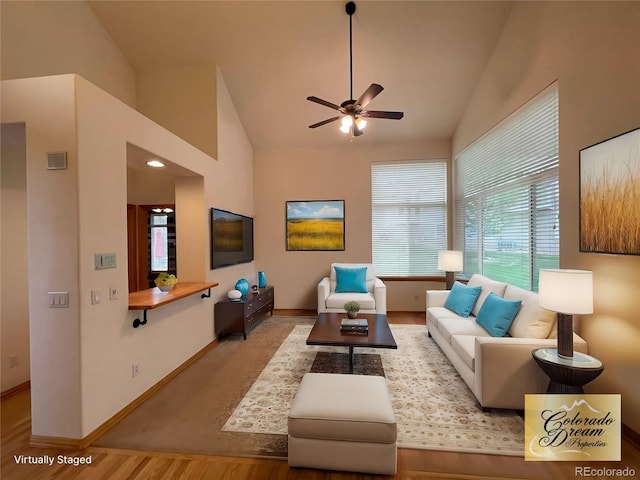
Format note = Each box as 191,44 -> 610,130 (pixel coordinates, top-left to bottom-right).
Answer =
436,317 -> 489,343
451,335 -> 476,371
504,284 -> 557,339
475,292 -> 522,337
334,266 -> 368,293
427,307 -> 463,330
467,274 -> 508,317
326,292 -> 376,310
444,282 -> 482,317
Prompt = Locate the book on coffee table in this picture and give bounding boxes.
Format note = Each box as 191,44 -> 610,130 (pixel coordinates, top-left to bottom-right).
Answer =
340,318 -> 368,333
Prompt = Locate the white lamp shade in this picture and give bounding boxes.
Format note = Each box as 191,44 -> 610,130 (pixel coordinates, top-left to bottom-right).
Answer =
539,269 -> 593,314
438,250 -> 463,272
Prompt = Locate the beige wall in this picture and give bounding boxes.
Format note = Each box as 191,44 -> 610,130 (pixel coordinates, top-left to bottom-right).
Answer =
452,1 -> 640,431
0,0 -> 136,394
0,0 -> 136,107
136,65 -> 218,159
1,123 -> 30,392
254,140 -> 450,311
2,76 -> 82,437
1,72 -> 254,438
126,166 -> 176,206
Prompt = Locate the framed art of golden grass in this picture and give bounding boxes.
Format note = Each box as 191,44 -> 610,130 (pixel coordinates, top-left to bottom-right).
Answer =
286,200 -> 345,251
579,127 -> 640,255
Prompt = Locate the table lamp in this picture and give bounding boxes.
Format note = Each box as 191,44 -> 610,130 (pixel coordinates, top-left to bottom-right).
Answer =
539,269 -> 593,358
438,250 -> 463,290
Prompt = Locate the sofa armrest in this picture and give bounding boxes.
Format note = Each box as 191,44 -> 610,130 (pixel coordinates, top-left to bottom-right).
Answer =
373,278 -> 387,314
317,277 -> 331,313
426,290 -> 449,309
474,333 -> 588,409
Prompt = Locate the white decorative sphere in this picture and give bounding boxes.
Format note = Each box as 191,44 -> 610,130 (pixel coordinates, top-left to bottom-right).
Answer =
228,289 -> 242,300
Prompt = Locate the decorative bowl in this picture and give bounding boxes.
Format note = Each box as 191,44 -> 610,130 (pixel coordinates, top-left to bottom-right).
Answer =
228,289 -> 242,300
158,285 -> 174,292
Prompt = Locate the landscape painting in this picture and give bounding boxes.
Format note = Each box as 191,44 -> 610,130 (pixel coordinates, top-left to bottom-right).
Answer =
579,127 -> 640,255
286,200 -> 345,251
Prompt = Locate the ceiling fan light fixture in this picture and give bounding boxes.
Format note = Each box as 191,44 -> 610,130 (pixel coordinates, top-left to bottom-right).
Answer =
306,1 -> 403,137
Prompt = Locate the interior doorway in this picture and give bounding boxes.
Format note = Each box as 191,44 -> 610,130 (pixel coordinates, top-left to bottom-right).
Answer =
127,204 -> 177,292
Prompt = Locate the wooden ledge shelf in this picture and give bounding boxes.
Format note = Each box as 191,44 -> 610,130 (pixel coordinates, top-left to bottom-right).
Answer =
129,281 -> 219,328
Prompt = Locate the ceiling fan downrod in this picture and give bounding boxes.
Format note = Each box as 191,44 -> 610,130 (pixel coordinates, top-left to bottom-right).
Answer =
346,1 -> 356,101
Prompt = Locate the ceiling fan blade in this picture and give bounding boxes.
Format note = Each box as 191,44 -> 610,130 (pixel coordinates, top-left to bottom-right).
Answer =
307,96 -> 344,112
361,110 -> 404,120
356,83 -> 384,109
308,116 -> 342,129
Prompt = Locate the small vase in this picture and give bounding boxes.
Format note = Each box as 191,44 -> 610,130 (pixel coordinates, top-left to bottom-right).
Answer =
347,311 -> 357,319
258,271 -> 267,288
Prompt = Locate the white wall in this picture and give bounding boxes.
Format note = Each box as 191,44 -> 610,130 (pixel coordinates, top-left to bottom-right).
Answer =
2,72 -> 255,439
452,1 -> 640,432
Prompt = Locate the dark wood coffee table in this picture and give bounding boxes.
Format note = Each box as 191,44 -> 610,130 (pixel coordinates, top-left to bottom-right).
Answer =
306,313 -> 397,373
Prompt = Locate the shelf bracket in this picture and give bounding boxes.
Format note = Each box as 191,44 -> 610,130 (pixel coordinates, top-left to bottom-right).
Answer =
132,310 -> 148,329
201,288 -> 212,299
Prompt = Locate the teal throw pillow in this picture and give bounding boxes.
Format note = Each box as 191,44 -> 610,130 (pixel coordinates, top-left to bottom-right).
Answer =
443,282 -> 482,317
334,266 -> 368,293
475,292 -> 522,337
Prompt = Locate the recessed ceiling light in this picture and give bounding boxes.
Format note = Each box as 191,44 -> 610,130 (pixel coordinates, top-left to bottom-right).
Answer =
146,160 -> 165,168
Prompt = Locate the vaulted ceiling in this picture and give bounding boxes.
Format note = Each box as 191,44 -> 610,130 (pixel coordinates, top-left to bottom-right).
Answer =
89,1 -> 513,149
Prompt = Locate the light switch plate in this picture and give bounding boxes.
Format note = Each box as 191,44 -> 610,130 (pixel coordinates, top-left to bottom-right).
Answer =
48,292 -> 69,308
91,290 -> 100,305
95,252 -> 116,270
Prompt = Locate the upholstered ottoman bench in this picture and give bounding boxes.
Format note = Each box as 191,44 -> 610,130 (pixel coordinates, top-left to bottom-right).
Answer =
287,372 -> 397,475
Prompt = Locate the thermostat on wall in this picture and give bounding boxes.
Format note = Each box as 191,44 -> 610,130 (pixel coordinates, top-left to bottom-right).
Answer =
47,151 -> 67,170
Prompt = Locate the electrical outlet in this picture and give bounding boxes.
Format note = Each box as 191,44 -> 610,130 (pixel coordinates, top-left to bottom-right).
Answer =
109,286 -> 118,300
9,355 -> 18,368
132,364 -> 139,377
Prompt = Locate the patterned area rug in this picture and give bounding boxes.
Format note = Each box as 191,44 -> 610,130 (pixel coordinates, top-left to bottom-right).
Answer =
223,324 -> 524,455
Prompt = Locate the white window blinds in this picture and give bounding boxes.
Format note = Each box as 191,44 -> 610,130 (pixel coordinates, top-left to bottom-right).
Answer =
454,86 -> 559,291
372,160 -> 447,276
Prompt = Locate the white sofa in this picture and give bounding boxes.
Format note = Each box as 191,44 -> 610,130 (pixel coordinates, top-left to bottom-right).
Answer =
317,263 -> 386,314
426,274 -> 588,410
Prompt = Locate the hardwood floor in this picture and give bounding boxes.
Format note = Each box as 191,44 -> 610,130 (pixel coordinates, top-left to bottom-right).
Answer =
2,311 -> 638,479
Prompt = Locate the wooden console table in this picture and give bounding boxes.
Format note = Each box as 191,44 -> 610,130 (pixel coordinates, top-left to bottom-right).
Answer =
215,286 -> 274,340
129,281 -> 219,328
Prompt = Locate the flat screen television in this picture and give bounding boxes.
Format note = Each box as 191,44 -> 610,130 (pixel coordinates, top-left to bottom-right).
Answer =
210,208 -> 254,269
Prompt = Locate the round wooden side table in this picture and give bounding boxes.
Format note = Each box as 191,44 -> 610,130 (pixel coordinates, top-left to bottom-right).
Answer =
532,348 -> 604,394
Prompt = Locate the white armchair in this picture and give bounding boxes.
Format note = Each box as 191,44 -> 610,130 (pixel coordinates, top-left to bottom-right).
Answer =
317,263 -> 387,314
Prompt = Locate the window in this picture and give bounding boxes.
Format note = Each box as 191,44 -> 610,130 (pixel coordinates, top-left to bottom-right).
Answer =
454,86 -> 559,291
147,208 -> 176,287
371,160 -> 447,276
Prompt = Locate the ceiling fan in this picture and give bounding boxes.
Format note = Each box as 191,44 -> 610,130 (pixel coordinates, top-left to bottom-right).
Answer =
307,1 -> 404,137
